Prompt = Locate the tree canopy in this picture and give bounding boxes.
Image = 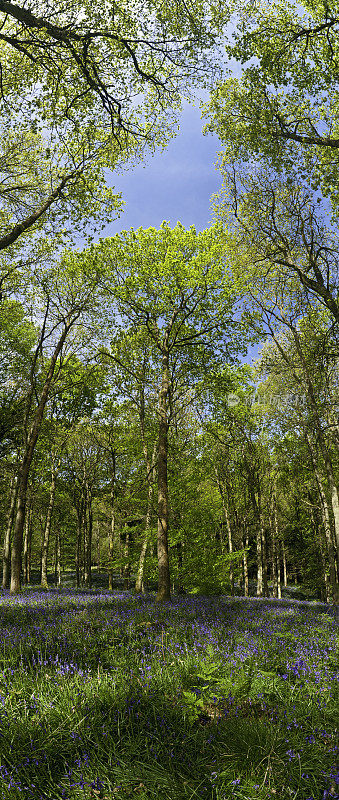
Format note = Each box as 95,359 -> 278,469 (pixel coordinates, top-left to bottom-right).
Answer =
0,0 -> 227,255
0,1 -> 338,605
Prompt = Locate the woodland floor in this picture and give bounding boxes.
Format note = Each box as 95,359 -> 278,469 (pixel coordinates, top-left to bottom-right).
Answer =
0,589 -> 337,800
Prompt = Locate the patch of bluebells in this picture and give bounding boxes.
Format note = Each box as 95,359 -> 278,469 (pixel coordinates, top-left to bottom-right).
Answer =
0,588 -> 337,798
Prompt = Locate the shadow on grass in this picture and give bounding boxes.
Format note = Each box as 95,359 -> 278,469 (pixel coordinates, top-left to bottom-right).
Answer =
0,590 -> 336,800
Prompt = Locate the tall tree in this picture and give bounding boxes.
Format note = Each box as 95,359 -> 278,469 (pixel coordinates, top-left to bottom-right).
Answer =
9,250 -> 105,593
95,223 -> 244,600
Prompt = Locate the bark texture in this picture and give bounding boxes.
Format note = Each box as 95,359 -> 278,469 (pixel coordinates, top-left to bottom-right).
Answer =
2,474 -> 18,589
41,465 -> 57,589
156,350 -> 171,602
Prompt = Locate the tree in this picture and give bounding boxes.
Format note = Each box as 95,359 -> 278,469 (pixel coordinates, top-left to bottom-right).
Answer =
202,367 -> 274,598
0,297 -> 37,451
255,310 -> 339,601
0,0 -> 227,254
95,222 -> 244,600
8,249 -> 106,593
99,330 -> 159,593
210,167 -> 339,324
204,0 -> 339,206
203,1 -> 339,321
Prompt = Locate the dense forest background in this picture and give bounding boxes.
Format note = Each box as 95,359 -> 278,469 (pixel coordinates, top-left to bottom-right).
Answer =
0,0 -> 338,604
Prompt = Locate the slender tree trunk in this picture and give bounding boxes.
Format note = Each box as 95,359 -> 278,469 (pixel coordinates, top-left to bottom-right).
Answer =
241,524 -> 249,597
271,519 -> 278,598
224,506 -> 234,596
310,506 -> 330,603
82,491 -> 89,587
23,498 -> 33,586
10,461 -> 31,594
255,521 -> 263,596
271,496 -> 278,598
83,482 -> 92,588
276,538 -> 281,599
108,514 -> 115,590
135,529 -> 148,593
57,528 -> 61,587
136,437 -> 156,593
282,540 -> 287,587
108,451 -> 116,591
135,470 -> 154,593
75,500 -> 83,589
273,496 -> 281,598
41,465 -> 57,589
26,506 -> 32,585
215,472 -> 234,594
2,474 -> 19,589
23,503 -> 30,585
54,527 -> 62,587
96,521 -> 101,571
10,321 -> 71,593
123,532 -> 130,590
248,477 -> 263,597
262,522 -> 269,597
156,349 -> 171,602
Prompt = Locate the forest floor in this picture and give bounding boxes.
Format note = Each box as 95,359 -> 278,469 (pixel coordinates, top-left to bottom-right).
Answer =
0,590 -> 337,800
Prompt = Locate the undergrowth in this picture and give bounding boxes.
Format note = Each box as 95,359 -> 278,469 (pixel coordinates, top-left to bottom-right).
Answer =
0,590 -> 337,800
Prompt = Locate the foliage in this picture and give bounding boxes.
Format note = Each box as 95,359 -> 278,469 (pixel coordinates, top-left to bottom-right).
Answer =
204,0 -> 339,205
0,589 -> 336,800
0,0 -> 228,255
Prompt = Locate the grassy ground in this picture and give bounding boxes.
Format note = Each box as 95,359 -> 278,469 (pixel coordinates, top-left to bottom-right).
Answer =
0,589 -> 337,800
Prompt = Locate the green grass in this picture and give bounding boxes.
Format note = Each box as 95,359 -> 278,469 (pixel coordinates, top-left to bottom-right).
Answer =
0,590 -> 337,800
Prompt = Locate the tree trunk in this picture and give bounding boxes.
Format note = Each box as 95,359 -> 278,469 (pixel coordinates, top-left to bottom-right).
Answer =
248,476 -> 263,597
82,492 -> 89,587
215,472 -> 234,594
41,465 -> 57,589
123,532 -> 130,590
10,321 -> 71,593
23,501 -> 32,585
2,473 -> 19,589
75,499 -> 83,589
224,506 -> 234,596
54,527 -> 61,587
241,524 -> 249,597
84,482 -> 92,588
156,349 -> 171,602
276,538 -> 281,599
108,451 -> 116,591
282,540 -> 287,587
136,435 -> 156,593
305,432 -> 338,601
10,461 -> 30,594
135,475 -> 154,593
271,521 -> 277,598
255,522 -> 263,597
262,522 -> 269,596
311,506 -> 331,603
96,521 -> 101,571
135,529 -> 148,594
273,497 -> 281,598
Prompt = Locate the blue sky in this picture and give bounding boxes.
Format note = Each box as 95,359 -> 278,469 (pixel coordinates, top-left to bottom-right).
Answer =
102,102 -> 261,364
104,102 -> 222,236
